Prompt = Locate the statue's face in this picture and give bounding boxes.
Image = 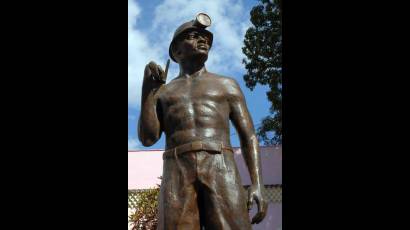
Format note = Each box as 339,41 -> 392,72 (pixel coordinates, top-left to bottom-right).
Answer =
174,30 -> 211,63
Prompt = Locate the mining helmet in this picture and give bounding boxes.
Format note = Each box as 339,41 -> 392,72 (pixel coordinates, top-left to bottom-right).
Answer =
169,13 -> 213,63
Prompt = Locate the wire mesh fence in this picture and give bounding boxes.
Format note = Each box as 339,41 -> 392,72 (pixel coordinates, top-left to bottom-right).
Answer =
128,184 -> 281,209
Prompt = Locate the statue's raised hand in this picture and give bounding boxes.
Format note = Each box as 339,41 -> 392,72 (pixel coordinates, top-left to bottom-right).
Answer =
143,61 -> 168,89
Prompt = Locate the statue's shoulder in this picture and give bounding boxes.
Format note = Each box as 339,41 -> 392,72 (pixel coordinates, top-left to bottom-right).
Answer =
163,75 -> 184,89
205,72 -> 243,99
156,76 -> 181,97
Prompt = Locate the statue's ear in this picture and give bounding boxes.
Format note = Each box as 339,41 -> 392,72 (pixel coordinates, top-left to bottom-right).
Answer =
171,43 -> 181,62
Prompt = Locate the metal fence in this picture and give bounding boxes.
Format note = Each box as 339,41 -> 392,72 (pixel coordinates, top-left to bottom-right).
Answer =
128,184 -> 281,209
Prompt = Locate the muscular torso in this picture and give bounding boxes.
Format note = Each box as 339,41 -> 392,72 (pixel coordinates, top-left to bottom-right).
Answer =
158,71 -> 233,149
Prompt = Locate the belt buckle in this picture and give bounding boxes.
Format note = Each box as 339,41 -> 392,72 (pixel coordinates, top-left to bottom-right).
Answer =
191,141 -> 203,151
219,143 -> 223,152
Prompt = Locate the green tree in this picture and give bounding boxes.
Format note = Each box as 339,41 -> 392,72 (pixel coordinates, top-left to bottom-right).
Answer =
129,188 -> 160,230
242,0 -> 282,145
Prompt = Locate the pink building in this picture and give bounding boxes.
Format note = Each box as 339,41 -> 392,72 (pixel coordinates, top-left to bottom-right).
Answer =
128,146 -> 282,230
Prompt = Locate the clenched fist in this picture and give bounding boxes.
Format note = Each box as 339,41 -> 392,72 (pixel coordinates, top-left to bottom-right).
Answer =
143,61 -> 168,86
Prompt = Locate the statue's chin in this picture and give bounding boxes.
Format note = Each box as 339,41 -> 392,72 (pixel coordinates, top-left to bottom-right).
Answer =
178,52 -> 208,65
192,52 -> 208,64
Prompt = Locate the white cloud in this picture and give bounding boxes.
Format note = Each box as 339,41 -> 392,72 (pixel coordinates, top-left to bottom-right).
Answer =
128,137 -> 141,150
128,0 -> 252,109
128,0 -> 162,108
151,0 -> 251,75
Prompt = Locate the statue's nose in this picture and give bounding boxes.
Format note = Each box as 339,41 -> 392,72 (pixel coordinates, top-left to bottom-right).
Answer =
197,35 -> 208,44
198,40 -> 208,48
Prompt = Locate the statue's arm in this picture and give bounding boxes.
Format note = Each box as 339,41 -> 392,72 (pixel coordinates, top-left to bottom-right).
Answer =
227,78 -> 267,223
228,79 -> 262,185
137,62 -> 165,146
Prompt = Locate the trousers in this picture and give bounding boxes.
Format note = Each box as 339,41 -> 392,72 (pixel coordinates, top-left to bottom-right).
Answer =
157,150 -> 252,230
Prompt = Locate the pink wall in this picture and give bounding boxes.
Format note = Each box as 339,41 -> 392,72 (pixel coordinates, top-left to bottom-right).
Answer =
250,203 -> 282,230
128,149 -> 164,189
128,146 -> 282,189
234,146 -> 282,185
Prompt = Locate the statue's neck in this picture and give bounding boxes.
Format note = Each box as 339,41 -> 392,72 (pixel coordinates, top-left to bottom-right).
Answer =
178,63 -> 206,78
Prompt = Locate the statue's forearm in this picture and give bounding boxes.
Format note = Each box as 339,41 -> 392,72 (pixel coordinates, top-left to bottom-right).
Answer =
226,78 -> 264,186
138,86 -> 161,146
241,135 -> 263,186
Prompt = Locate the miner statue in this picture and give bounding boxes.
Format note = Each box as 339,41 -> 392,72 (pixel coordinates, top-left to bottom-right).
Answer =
138,13 -> 268,230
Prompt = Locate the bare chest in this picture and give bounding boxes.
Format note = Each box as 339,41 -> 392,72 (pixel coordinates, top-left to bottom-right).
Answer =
160,78 -> 226,107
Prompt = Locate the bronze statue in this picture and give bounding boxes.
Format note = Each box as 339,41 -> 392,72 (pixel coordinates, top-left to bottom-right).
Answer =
138,13 -> 267,230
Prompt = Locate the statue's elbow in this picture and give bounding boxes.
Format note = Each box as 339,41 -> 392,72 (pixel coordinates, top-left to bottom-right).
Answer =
141,138 -> 155,147
138,133 -> 158,147
137,125 -> 160,147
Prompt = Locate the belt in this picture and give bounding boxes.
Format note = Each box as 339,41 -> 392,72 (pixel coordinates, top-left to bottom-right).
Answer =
163,140 -> 234,159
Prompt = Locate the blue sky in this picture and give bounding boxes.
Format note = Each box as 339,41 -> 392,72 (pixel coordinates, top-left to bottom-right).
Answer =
128,0 -> 271,150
